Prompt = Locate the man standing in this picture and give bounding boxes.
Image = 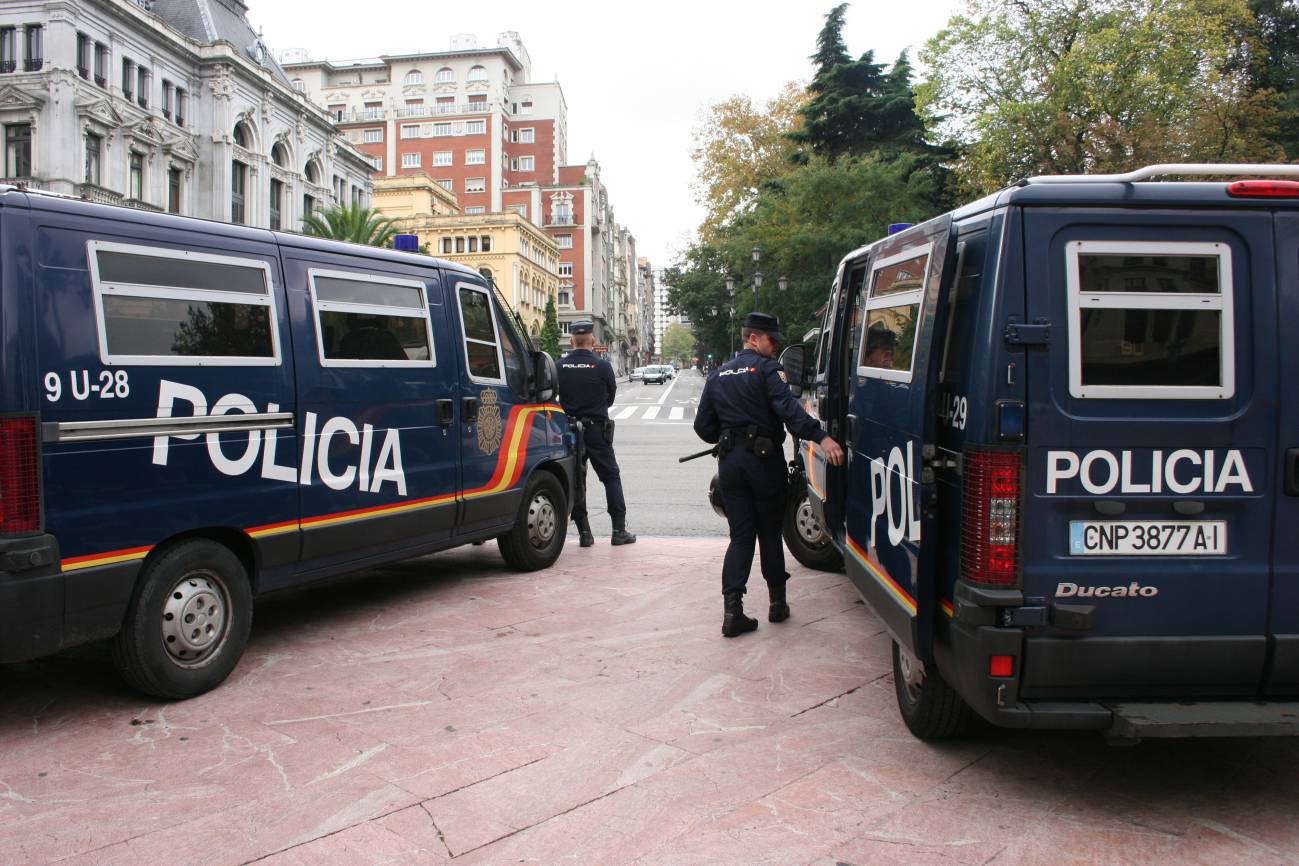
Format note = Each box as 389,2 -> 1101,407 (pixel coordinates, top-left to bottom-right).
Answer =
558,321 -> 636,547
694,312 -> 845,637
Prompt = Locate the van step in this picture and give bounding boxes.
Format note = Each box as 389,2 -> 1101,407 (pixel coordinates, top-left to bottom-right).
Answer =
1105,701 -> 1299,739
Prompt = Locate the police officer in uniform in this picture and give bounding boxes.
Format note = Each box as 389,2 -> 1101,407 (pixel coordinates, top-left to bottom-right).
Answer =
558,321 -> 637,547
694,312 -> 845,637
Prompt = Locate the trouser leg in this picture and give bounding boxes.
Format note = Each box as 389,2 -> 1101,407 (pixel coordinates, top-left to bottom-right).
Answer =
570,448 -> 590,522
719,452 -> 758,596
585,428 -> 626,524
754,456 -> 788,584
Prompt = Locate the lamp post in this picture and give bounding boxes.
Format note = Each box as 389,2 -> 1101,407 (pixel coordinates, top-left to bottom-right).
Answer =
726,246 -> 788,304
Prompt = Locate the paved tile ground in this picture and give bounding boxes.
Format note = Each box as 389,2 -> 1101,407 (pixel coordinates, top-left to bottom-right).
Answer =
3,538 -> 1299,865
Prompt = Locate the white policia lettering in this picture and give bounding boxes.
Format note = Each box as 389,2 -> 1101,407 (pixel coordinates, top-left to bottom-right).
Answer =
1045,449 -> 1253,495
1056,581 -> 1159,598
868,441 -> 921,548
151,380 -> 407,495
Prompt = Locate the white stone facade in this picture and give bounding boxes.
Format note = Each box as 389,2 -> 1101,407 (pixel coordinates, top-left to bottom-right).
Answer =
0,0 -> 371,228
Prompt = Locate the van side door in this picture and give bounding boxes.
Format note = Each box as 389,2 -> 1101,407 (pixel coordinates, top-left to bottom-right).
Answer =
805,261 -> 857,539
842,216 -> 957,661
1268,210 -> 1299,694
280,250 -> 459,580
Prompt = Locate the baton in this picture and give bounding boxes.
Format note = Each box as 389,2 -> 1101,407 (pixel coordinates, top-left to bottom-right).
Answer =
678,446 -> 717,463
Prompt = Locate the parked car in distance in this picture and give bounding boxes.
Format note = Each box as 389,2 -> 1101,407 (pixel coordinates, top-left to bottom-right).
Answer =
630,366 -> 646,382
642,365 -> 671,385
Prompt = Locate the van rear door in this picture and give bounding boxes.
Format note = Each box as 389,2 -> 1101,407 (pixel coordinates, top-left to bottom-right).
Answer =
1268,210 -> 1299,695
1023,208 -> 1275,698
842,216 -> 957,660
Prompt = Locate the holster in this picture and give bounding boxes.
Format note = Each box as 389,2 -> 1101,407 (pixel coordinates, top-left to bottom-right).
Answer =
603,419 -> 616,444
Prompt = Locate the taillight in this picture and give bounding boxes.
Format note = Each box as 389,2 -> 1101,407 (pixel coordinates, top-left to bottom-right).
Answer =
0,416 -> 40,534
961,448 -> 1021,586
1226,180 -> 1299,198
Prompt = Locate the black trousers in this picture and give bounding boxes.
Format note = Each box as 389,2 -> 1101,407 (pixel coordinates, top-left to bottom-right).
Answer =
718,446 -> 788,595
571,421 -> 627,523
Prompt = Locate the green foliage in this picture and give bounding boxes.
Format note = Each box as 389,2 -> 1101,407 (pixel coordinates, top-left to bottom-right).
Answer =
660,322 -> 697,364
540,295 -> 562,359
301,204 -> 400,248
918,0 -> 1285,195
1248,0 -> 1299,158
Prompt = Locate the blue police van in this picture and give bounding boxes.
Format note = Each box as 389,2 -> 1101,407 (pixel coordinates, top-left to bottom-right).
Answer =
782,164 -> 1299,740
0,186 -> 574,699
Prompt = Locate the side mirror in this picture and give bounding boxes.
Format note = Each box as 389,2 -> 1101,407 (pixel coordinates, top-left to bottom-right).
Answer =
532,351 -> 558,402
778,344 -> 807,398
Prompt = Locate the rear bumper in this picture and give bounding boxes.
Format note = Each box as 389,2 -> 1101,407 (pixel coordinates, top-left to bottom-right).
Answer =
0,534 -> 64,663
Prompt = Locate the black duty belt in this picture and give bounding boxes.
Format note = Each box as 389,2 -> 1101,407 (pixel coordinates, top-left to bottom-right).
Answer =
719,425 -> 779,458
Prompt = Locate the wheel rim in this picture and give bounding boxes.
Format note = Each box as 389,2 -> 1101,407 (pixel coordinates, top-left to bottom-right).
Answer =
160,571 -> 230,668
526,492 -> 557,549
898,646 -> 925,703
795,499 -> 829,548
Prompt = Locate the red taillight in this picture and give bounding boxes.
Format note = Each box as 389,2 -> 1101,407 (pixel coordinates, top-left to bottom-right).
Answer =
989,655 -> 1015,678
1226,180 -> 1299,198
961,449 -> 1021,587
0,416 -> 40,534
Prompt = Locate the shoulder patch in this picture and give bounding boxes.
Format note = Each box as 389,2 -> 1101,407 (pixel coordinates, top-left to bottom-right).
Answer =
778,370 -> 787,383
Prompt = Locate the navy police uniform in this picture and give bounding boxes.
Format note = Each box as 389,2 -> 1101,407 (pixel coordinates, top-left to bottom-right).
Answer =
558,321 -> 633,545
694,313 -> 828,631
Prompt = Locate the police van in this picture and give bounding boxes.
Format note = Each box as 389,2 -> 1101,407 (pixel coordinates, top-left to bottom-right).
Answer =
0,186 -> 573,699
782,164 -> 1299,740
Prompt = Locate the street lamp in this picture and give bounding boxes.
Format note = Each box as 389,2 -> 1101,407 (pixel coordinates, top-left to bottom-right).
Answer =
727,246 -> 787,299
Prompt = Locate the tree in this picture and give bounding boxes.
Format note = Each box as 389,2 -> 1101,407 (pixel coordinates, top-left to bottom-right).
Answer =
301,204 -> 400,247
1247,0 -> 1299,158
918,0 -> 1285,195
661,323 -> 697,364
691,83 -> 809,242
540,295 -> 562,359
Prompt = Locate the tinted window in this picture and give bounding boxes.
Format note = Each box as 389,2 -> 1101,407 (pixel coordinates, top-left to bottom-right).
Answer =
97,250 -> 267,294
940,238 -> 985,386
1078,254 -> 1220,294
843,266 -> 868,375
466,341 -> 501,379
495,305 -> 529,395
315,275 -> 424,309
103,295 -> 274,357
459,287 -> 496,341
863,304 -> 918,372
1079,308 -> 1221,387
319,310 -> 429,361
871,253 -> 928,298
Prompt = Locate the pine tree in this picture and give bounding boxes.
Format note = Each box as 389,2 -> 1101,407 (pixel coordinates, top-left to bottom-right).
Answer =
540,295 -> 562,359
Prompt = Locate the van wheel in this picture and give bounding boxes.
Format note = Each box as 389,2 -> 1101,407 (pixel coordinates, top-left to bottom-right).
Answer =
892,641 -> 973,739
498,472 -> 567,571
110,539 -> 252,700
783,486 -> 844,572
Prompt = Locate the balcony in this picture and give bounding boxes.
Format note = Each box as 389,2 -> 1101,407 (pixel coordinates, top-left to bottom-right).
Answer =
78,183 -> 123,205
0,176 -> 46,190
333,108 -> 386,123
23,59 -> 42,72
395,102 -> 491,119
125,198 -> 162,213
546,213 -> 577,227
0,61 -> 15,74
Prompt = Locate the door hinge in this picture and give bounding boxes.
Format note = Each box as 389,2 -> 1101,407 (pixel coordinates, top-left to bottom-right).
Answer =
1005,317 -> 1051,346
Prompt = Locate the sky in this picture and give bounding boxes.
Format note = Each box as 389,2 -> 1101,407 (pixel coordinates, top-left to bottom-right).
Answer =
246,0 -> 965,268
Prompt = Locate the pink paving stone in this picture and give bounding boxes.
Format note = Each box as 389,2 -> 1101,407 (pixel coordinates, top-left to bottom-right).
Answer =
253,819 -> 437,866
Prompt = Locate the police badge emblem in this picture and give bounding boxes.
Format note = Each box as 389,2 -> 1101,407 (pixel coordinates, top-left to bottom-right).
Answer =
778,370 -> 787,383
476,388 -> 503,454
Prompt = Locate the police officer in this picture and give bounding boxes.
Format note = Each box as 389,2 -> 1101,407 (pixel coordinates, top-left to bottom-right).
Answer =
694,312 -> 845,637
558,321 -> 637,547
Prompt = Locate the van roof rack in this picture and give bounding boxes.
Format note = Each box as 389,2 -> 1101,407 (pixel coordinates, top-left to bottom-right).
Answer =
1024,163 -> 1299,185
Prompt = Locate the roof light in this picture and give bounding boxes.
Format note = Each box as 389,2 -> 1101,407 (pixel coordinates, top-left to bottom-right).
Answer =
1226,180 -> 1299,198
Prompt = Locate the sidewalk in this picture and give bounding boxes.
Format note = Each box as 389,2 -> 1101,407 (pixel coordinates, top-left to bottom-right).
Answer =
2,539 -> 1298,865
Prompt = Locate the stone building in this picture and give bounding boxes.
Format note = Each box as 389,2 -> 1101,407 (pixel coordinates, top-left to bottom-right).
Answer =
0,0 -> 371,227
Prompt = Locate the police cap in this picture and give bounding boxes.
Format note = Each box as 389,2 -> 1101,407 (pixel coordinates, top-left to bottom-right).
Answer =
570,320 -> 594,335
742,311 -> 784,343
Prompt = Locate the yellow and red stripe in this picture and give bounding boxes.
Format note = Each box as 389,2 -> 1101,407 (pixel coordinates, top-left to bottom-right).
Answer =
60,404 -> 565,572
844,533 -> 917,616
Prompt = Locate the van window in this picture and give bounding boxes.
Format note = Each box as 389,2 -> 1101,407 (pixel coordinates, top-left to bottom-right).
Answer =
457,284 -> 504,382
309,270 -> 435,366
89,241 -> 278,365
939,237 -> 985,387
1066,241 -> 1233,399
843,265 -> 868,379
858,245 -> 931,382
494,304 -> 529,396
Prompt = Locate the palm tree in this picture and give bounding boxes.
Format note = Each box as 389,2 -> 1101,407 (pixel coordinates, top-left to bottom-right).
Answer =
300,204 -> 399,248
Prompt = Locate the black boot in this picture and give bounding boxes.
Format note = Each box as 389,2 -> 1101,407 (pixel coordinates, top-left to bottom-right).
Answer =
722,591 -> 758,637
610,517 -> 636,546
576,517 -> 594,548
767,575 -> 790,623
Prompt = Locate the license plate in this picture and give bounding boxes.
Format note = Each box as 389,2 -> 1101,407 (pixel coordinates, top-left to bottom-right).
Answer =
1069,520 -> 1226,556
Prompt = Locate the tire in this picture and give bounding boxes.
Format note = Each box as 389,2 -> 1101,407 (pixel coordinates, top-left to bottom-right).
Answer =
498,471 -> 568,571
782,484 -> 844,571
110,539 -> 252,700
892,640 -> 973,739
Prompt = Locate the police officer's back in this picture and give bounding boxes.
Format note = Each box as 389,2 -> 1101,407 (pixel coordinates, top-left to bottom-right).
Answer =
694,312 -> 844,637
558,321 -> 635,546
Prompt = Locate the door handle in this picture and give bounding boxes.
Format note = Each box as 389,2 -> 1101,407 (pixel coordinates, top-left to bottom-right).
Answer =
462,397 -> 479,422
845,414 -> 857,449
1286,448 -> 1299,496
436,399 -> 454,426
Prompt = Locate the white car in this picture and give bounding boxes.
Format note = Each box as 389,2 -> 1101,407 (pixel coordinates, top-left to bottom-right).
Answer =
630,366 -> 646,382
642,365 -> 671,385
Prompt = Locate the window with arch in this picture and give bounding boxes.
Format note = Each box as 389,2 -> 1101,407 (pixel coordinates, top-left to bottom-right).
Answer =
304,160 -> 320,184
404,70 -> 423,86
467,65 -> 488,81
434,67 -> 454,83
478,267 -> 493,282
233,120 -> 252,149
292,78 -> 305,92
271,141 -> 289,167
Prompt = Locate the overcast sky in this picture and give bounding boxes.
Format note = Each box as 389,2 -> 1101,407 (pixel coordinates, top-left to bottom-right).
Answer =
246,0 -> 964,267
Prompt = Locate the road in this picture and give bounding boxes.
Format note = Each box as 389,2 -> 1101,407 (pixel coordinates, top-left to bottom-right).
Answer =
566,367 -> 730,539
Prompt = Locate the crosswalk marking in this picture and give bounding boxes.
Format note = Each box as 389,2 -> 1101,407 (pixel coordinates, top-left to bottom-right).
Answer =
602,404 -> 698,423
642,405 -> 661,420
669,406 -> 685,420
610,406 -> 638,420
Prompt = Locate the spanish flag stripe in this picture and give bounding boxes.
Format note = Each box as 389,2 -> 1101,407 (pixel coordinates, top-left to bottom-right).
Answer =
845,534 -> 918,615
61,405 -> 567,573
